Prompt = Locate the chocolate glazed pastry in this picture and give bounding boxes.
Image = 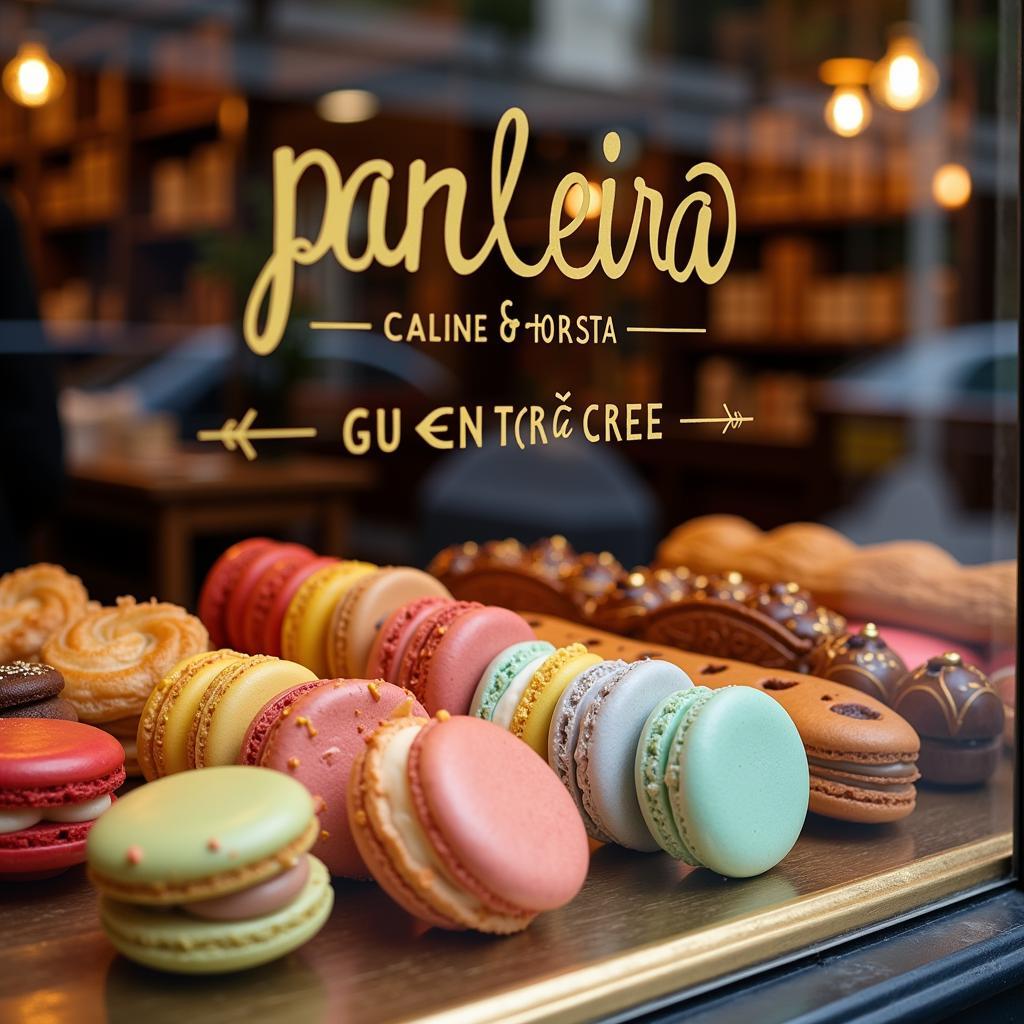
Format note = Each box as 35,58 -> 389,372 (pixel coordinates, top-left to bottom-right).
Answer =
892,653 -> 1005,786
812,623 -> 908,704
430,538 -> 590,623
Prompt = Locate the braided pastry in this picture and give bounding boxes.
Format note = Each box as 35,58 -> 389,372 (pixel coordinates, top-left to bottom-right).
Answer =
656,516 -> 1014,647
42,596 -> 209,723
0,563 -> 92,662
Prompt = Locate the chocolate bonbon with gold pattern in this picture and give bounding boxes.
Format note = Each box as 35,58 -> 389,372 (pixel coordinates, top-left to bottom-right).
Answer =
892,653 -> 1004,786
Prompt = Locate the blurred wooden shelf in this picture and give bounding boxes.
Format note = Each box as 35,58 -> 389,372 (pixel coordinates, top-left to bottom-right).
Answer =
132,101 -> 222,140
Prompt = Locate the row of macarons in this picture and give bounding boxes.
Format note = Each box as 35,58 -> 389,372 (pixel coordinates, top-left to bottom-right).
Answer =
371,603 -> 809,876
136,599 -> 808,880
2,709 -> 589,973
197,537 -> 451,678
200,541 -> 1008,793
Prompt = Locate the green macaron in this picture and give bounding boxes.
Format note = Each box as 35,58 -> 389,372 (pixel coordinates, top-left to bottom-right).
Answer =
87,765 -> 333,973
635,685 -> 809,878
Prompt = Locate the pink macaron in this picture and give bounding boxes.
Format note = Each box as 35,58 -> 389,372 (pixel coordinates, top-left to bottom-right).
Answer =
398,602 -> 535,715
241,678 -> 425,878
366,596 -> 451,685
349,713 -> 589,932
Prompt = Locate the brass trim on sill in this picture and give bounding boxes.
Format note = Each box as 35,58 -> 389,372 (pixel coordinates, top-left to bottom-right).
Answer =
420,833 -> 1012,1024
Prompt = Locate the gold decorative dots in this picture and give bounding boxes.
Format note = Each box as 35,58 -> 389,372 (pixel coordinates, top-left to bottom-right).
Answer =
390,697 -> 415,719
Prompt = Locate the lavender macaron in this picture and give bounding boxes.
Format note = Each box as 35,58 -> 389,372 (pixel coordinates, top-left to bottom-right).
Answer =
573,659 -> 694,851
547,660 -> 626,842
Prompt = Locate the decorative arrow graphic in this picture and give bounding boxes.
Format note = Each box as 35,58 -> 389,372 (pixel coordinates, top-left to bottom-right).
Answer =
197,409 -> 318,461
678,404 -> 754,434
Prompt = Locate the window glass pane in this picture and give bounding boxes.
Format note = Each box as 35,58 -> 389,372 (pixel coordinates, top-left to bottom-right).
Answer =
0,1 -> 1017,1018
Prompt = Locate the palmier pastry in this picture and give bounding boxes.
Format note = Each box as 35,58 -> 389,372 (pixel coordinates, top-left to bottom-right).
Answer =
42,596 -> 209,754
0,564 -> 91,662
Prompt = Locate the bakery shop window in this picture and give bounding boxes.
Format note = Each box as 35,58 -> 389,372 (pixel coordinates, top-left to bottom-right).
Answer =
0,0 -> 1017,1021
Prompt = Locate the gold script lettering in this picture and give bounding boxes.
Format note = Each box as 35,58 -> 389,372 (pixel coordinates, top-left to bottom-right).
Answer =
243,109 -> 735,355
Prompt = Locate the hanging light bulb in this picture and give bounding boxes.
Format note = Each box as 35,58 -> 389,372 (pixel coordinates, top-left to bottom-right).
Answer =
819,58 -> 874,138
931,163 -> 971,209
564,180 -> 602,221
871,24 -> 938,111
3,41 -> 65,108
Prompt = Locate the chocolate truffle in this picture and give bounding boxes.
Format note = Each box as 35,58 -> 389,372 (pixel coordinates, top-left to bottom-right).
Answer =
813,623 -> 907,704
751,581 -> 844,644
650,566 -> 695,602
892,653 -> 1005,786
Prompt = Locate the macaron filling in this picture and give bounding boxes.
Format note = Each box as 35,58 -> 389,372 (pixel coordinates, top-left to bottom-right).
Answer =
184,854 -> 311,921
0,792 -> 113,833
471,641 -> 555,720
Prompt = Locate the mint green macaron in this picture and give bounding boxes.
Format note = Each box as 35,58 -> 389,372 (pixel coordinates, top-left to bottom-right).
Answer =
469,640 -> 555,721
635,686 -> 809,877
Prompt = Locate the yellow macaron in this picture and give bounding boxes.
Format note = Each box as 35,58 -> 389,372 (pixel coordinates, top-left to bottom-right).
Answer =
188,656 -> 317,768
280,561 -> 376,677
509,644 -> 602,756
137,649 -> 245,780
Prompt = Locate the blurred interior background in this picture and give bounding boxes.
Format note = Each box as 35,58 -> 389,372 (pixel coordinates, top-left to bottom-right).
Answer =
0,0 -> 1017,604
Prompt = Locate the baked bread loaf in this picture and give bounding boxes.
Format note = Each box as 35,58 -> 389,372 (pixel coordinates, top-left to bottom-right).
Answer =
656,516 -> 1014,647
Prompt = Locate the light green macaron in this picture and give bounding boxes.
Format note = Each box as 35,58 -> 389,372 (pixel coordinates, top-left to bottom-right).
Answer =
98,856 -> 333,973
635,685 -> 809,877
88,765 -> 333,973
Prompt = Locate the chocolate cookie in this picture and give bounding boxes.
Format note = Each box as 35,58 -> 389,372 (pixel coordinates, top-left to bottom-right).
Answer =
0,660 -> 77,721
892,653 -> 1004,786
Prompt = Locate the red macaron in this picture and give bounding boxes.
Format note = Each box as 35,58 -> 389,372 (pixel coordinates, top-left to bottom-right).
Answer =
261,556 -> 338,658
224,542 -> 314,652
0,718 -> 125,878
198,538 -> 278,648
397,601 -> 535,715
241,678 -> 426,878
